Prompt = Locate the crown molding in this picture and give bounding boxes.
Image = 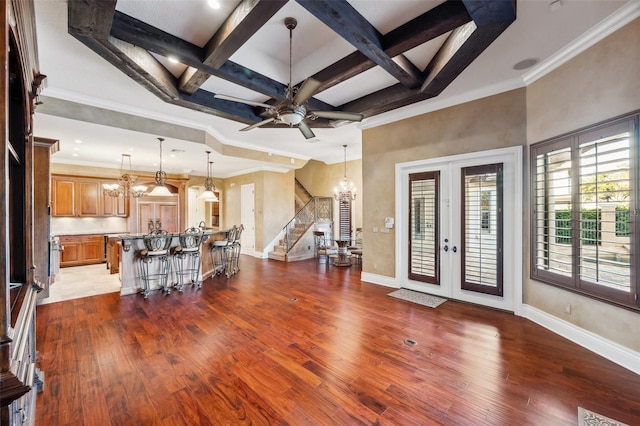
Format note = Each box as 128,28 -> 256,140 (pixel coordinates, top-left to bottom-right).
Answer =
360,77 -> 524,130
523,1 -> 640,85
362,1 -> 640,131
39,88 -> 312,163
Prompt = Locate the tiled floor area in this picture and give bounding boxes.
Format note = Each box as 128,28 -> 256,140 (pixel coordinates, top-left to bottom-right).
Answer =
39,263 -> 121,305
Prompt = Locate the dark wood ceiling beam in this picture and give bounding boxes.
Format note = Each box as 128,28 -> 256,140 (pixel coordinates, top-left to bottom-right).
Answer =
178,89 -> 263,123
306,50 -> 374,94
337,0 -> 516,118
110,11 -> 288,101
67,0 -> 117,39
420,0 -> 516,96
383,0 -> 472,57
302,0 -> 472,95
295,0 -> 423,89
69,1 -> 262,124
179,0 -> 287,95
339,83 -> 430,119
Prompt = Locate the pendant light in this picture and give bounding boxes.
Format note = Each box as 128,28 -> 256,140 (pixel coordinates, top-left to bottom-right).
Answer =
200,150 -> 218,202
103,154 -> 147,198
334,144 -> 356,201
148,137 -> 172,196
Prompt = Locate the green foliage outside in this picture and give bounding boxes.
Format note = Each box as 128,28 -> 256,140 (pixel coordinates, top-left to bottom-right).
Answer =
555,209 -> 601,245
580,169 -> 629,201
616,205 -> 630,237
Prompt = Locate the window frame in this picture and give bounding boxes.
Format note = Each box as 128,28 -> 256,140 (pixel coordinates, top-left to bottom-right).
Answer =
530,112 -> 639,311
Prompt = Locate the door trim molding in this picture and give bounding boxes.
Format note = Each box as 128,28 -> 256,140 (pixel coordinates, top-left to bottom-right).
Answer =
395,146 -> 523,313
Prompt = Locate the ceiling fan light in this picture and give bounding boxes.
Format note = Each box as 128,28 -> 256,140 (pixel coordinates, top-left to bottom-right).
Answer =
278,103 -> 306,125
280,112 -> 303,125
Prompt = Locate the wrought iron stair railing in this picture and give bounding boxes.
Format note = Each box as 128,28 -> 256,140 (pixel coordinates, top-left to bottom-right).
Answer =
282,197 -> 332,253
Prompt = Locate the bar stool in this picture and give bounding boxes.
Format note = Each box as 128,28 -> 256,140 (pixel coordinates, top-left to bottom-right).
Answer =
172,227 -> 204,291
210,225 -> 236,277
138,229 -> 172,298
227,224 -> 243,276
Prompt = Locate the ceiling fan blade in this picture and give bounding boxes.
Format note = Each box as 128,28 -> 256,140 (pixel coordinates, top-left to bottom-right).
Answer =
240,117 -> 276,132
293,78 -> 322,105
215,94 -> 274,110
309,110 -> 364,122
298,121 -> 315,139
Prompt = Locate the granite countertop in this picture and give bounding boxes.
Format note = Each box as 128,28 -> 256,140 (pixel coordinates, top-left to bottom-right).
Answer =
55,232 -> 129,237
120,229 -> 226,240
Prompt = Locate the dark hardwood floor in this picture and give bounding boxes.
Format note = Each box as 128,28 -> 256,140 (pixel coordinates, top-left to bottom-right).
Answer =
35,256 -> 640,425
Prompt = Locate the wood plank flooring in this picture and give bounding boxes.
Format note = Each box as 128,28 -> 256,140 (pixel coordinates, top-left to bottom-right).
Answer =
35,256 -> 640,425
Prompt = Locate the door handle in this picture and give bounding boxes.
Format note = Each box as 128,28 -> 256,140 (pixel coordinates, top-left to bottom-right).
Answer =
452,246 -> 457,253
443,245 -> 448,252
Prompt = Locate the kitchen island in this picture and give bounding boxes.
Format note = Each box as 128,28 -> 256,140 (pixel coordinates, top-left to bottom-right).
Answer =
119,229 -> 228,296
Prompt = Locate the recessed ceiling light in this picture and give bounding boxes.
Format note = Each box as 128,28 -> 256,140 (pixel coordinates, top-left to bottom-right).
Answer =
207,0 -> 221,9
71,153 -> 79,157
73,147 -> 80,151
513,58 -> 539,70
74,139 -> 83,144
128,147 -> 134,151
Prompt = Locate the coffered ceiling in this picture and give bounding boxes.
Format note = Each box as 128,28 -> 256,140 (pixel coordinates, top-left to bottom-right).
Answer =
33,0 -> 635,177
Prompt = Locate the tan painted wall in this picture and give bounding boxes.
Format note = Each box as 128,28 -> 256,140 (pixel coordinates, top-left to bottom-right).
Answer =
263,170 -> 295,249
524,19 -> 640,351
223,170 -> 294,253
362,88 -> 526,276
296,158 -> 363,230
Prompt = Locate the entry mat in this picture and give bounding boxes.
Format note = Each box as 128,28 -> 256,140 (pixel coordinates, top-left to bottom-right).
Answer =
387,289 -> 447,308
578,407 -> 629,426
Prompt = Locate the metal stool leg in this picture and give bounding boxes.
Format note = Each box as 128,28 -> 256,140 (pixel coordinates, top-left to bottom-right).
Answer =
174,250 -> 202,289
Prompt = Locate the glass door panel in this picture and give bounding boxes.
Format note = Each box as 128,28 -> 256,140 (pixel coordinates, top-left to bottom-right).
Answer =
409,171 -> 439,284
461,164 -> 503,296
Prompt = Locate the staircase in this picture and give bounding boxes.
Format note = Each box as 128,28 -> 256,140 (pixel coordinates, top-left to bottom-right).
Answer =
294,178 -> 312,211
268,196 -> 333,262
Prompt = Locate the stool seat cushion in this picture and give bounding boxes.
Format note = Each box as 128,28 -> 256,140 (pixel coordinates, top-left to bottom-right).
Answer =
141,249 -> 168,256
175,246 -> 199,253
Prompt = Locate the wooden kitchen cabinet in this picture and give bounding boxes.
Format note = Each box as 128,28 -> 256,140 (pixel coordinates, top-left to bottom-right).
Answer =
106,237 -> 121,274
102,190 -> 128,217
59,235 -> 105,267
51,177 -> 76,216
77,179 -> 101,216
52,175 -> 129,217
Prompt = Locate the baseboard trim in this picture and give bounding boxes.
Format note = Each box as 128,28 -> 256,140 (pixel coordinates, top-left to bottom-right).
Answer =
521,304 -> 640,375
354,278 -> 639,374
361,272 -> 398,288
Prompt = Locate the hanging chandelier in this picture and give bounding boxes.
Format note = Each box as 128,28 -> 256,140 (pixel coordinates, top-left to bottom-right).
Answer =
103,154 -> 147,198
148,137 -> 172,196
334,144 -> 356,202
200,150 -> 219,202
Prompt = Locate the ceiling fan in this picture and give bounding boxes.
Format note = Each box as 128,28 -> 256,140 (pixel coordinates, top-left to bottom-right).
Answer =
214,17 -> 364,139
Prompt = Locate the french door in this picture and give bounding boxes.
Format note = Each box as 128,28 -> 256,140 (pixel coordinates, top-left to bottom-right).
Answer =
398,147 -> 521,312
